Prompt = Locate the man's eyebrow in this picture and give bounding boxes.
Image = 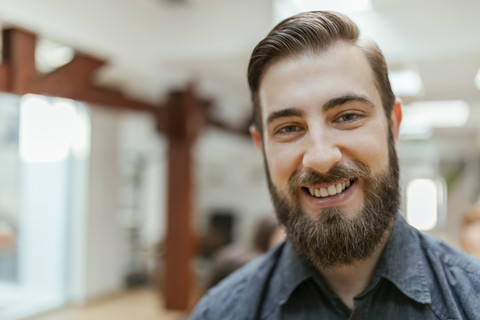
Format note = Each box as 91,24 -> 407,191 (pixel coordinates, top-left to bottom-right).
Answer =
266,108 -> 304,126
265,95 -> 373,126
323,94 -> 374,112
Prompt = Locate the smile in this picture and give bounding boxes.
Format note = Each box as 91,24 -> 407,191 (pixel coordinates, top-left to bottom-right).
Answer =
304,178 -> 356,198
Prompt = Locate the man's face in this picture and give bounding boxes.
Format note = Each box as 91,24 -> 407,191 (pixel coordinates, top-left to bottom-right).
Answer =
251,42 -> 402,268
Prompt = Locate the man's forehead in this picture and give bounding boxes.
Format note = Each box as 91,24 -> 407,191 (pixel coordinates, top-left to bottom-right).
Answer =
259,41 -> 364,80
258,43 -> 379,114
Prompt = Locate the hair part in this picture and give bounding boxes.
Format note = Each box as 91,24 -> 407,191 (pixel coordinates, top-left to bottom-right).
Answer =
247,11 -> 395,137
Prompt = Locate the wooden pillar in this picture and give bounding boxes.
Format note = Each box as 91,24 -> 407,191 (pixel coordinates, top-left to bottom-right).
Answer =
163,87 -> 200,310
1,28 -> 36,94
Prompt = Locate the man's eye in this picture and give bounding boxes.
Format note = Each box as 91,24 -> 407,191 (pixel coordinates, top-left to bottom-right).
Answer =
339,113 -> 358,122
278,125 -> 299,134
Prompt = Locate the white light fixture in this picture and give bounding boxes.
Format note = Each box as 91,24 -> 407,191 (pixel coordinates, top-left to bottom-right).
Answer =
35,38 -> 75,73
389,69 -> 423,97
400,100 -> 469,140
404,100 -> 469,128
406,179 -> 439,231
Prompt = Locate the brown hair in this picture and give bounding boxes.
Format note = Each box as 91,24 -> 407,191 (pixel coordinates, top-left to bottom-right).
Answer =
247,11 -> 395,136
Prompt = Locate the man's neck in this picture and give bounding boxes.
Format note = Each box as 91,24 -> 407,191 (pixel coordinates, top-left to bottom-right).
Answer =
318,226 -> 393,310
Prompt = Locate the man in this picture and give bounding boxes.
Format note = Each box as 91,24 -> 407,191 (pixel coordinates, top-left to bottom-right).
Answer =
191,11 -> 480,319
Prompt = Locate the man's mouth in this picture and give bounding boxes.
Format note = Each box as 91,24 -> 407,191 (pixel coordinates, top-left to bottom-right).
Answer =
303,178 -> 357,198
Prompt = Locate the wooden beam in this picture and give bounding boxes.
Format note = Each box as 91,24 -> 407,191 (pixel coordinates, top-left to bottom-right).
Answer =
29,54 -> 105,97
0,27 -> 166,128
28,55 -> 165,115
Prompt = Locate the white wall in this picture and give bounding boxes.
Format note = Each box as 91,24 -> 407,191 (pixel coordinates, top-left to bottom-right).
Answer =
195,128 -> 273,246
79,107 -> 167,302
83,106 -> 126,301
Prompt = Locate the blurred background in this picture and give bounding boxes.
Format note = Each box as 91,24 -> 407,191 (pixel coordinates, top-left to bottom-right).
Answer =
1,0 -> 480,319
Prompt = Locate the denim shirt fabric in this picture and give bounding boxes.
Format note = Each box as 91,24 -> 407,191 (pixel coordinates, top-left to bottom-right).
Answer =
190,213 -> 480,319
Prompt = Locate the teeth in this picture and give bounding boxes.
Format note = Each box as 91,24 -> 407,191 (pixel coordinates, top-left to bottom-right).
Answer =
327,185 -> 337,196
307,179 -> 354,198
320,188 -> 328,197
336,183 -> 343,193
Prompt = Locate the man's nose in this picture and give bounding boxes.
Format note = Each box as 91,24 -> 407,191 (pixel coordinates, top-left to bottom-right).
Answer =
302,130 -> 342,174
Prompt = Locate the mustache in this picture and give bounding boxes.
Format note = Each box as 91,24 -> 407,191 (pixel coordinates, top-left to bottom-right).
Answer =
288,162 -> 370,193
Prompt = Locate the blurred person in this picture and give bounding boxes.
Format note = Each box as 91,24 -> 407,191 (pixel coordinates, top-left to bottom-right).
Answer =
191,11 -> 480,319
252,213 -> 286,253
0,221 -> 15,251
207,244 -> 259,289
207,213 -> 285,289
460,204 -> 480,258
0,220 -> 17,281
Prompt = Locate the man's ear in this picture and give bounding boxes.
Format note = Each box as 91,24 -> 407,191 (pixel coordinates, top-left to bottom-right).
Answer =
249,124 -> 263,151
391,99 -> 402,143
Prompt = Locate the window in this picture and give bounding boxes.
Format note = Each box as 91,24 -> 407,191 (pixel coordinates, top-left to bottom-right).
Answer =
0,94 -> 90,319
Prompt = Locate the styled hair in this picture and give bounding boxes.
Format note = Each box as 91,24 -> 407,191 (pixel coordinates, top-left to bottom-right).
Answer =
247,11 -> 395,135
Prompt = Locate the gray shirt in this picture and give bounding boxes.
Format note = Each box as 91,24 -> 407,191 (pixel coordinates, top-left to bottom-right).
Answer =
191,214 -> 480,319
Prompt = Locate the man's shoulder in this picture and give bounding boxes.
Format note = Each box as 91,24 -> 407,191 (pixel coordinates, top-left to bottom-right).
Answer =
190,243 -> 285,320
418,230 -> 480,277
417,231 -> 480,317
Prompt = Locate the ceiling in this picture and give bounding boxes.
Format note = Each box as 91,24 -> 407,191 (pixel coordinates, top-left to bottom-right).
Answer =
0,0 -> 480,141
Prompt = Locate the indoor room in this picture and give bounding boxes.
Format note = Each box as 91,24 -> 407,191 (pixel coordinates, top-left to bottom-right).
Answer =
1,0 -> 479,319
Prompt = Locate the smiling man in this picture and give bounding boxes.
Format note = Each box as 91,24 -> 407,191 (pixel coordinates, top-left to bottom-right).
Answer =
191,11 -> 480,319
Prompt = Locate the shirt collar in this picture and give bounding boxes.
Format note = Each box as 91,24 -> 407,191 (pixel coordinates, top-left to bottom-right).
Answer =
277,241 -> 317,303
374,213 -> 431,304
276,213 -> 432,305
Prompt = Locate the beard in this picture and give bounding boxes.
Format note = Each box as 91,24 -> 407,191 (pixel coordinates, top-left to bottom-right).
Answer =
265,128 -> 400,269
